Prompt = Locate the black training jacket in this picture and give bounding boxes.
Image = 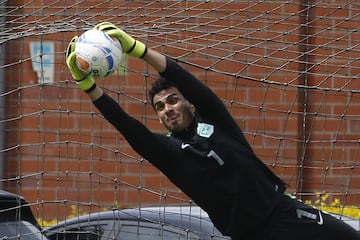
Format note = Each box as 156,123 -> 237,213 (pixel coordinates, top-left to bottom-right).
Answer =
93,56 -> 286,239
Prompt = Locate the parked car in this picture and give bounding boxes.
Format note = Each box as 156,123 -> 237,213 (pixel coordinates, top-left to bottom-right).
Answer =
0,190 -> 49,240
44,205 -> 360,240
44,205 -> 230,240
1,189 -> 358,240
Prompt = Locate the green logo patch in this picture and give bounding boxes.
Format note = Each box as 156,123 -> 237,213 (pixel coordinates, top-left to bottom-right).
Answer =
197,123 -> 214,138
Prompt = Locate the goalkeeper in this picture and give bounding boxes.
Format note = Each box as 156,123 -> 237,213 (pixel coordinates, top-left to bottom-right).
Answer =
66,22 -> 359,240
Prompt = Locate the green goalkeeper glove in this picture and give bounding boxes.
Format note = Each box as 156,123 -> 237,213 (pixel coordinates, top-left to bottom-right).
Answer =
93,22 -> 147,58
65,36 -> 96,92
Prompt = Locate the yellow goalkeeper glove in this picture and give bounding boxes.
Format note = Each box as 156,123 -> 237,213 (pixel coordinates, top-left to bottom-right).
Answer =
93,22 -> 147,58
65,36 -> 96,92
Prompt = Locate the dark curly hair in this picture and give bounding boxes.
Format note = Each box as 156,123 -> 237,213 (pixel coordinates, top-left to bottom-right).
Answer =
149,76 -> 176,108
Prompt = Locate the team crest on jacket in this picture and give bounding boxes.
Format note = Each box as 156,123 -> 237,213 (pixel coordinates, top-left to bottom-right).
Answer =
197,123 -> 214,138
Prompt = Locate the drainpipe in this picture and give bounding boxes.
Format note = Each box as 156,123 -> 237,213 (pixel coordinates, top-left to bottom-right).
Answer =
296,0 -> 315,197
0,2 -> 5,189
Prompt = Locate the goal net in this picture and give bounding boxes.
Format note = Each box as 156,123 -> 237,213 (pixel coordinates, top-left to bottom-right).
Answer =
0,0 -> 359,231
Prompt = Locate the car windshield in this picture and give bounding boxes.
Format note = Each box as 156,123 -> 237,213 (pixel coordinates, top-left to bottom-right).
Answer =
0,221 -> 47,240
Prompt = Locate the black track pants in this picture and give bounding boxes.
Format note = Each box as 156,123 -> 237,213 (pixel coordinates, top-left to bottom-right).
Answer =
265,195 -> 360,240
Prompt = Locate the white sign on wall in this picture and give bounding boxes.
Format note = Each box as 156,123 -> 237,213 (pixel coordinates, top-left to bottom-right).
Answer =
29,41 -> 54,84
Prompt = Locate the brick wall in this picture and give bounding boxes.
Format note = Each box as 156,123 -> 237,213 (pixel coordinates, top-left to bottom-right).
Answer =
2,0 -> 359,221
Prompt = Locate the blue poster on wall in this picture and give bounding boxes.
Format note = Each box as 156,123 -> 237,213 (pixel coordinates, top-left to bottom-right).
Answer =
29,41 -> 54,84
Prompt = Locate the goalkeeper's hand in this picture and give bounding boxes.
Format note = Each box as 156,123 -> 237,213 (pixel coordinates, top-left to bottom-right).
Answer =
93,22 -> 147,58
66,36 -> 96,92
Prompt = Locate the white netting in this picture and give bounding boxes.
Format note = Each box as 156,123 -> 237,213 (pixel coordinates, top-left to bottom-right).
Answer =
0,0 -> 359,228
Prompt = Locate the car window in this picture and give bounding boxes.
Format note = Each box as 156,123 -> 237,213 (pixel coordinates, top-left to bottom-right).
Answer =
0,221 -> 47,240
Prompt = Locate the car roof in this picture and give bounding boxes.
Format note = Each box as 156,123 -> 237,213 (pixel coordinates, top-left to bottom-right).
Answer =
45,205 -> 215,227
44,205 -> 225,238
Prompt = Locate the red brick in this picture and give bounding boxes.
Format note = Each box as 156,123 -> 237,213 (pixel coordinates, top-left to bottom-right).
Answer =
2,0 -> 359,218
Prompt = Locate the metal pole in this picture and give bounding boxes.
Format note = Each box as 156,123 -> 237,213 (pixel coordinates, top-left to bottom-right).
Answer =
0,1 -> 6,189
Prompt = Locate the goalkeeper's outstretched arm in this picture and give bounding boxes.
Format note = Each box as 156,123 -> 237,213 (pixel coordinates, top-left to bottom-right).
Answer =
142,48 -> 166,73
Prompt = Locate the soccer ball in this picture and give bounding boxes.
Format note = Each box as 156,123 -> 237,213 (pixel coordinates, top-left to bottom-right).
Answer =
75,29 -> 123,78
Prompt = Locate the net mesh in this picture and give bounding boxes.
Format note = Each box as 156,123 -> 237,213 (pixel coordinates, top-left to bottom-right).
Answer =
0,0 -> 359,230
